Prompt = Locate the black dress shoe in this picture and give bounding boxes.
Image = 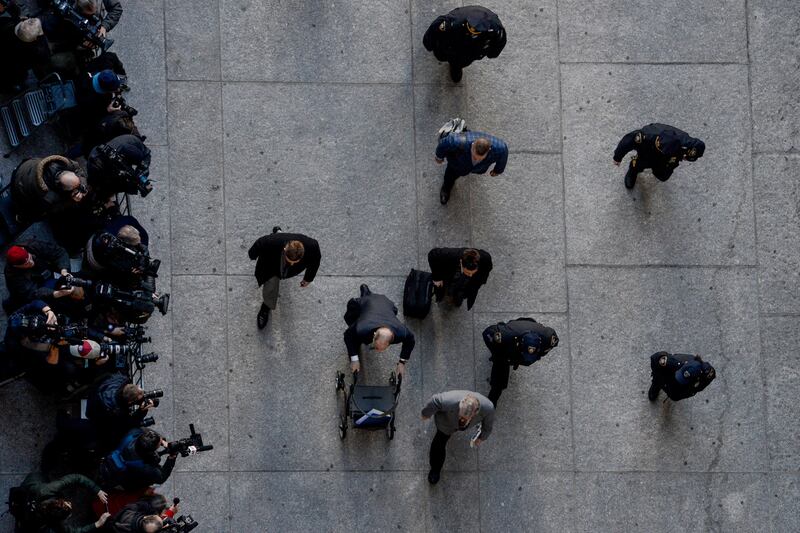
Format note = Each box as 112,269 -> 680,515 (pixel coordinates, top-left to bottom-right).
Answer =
359,284 -> 371,297
439,187 -> 450,205
624,167 -> 637,189
647,382 -> 660,402
449,63 -> 463,83
257,304 -> 270,329
272,226 -> 282,233
427,470 -> 440,485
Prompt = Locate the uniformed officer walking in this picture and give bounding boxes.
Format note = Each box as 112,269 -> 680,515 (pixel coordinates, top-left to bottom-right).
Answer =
482,318 -> 559,406
648,351 -> 716,402
613,123 -> 706,189
422,5 -> 506,83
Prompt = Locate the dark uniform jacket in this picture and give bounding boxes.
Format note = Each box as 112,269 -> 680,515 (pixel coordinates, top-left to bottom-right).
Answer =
423,6 -> 506,66
482,317 -> 558,367
343,292 -> 415,362
427,247 -> 493,310
247,232 -> 321,286
4,237 -> 70,308
613,123 -> 706,180
19,472 -> 103,533
11,156 -> 87,222
650,351 -> 715,401
435,130 -> 508,176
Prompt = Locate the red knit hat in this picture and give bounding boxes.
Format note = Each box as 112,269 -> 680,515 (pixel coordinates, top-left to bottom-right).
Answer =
6,246 -> 29,266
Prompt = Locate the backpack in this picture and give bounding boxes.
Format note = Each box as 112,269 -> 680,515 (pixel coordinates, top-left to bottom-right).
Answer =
102,430 -> 146,481
403,269 -> 433,319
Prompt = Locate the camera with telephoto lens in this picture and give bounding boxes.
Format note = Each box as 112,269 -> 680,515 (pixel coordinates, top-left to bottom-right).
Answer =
94,143 -> 152,197
110,94 -> 138,117
8,313 -> 88,342
94,281 -> 169,323
55,274 -> 94,290
97,232 -> 161,278
129,389 -> 163,415
99,342 -> 131,358
159,424 -> 213,458
51,0 -> 114,51
160,515 -> 199,533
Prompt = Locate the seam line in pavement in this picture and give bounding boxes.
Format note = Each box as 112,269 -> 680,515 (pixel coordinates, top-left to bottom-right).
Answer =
566,264 -> 758,269
559,61 -> 748,66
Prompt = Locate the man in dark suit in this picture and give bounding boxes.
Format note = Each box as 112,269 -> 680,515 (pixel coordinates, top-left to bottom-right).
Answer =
343,284 -> 415,378
248,227 -> 321,329
435,130 -> 508,204
427,247 -> 492,310
648,351 -> 716,402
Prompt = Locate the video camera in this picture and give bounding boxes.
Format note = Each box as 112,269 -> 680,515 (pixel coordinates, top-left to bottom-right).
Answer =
159,424 -> 213,458
51,0 -> 114,52
58,275 -> 169,322
161,515 -> 199,533
97,232 -> 161,277
93,143 -> 152,197
8,312 -> 88,343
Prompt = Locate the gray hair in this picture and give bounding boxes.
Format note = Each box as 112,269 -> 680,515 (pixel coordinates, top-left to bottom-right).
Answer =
117,225 -> 141,246
458,395 -> 480,419
15,18 -> 43,42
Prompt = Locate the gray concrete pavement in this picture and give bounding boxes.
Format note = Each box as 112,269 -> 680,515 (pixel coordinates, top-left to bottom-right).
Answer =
1,1 -> 799,531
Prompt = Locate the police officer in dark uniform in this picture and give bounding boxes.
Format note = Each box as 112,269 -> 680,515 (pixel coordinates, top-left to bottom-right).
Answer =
613,123 -> 706,189
648,351 -> 716,402
481,318 -> 559,407
423,5 -> 506,83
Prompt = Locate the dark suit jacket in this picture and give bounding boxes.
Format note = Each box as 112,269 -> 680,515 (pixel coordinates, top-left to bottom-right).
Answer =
247,232 -> 321,286
343,292 -> 415,362
427,247 -> 493,310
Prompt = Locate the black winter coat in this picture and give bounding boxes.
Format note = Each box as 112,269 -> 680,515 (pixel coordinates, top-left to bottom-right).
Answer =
423,6 -> 506,65
482,317 -> 558,367
650,352 -> 715,401
247,232 -> 321,286
4,237 -> 70,309
343,292 -> 415,362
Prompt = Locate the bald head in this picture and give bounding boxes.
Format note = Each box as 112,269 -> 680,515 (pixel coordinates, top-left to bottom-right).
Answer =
117,225 -> 141,247
372,327 -> 394,352
15,18 -> 43,43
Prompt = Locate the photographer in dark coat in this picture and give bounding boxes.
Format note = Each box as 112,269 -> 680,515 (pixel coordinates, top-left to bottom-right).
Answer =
343,284 -> 415,379
99,429 -> 177,491
648,351 -> 716,402
481,318 -> 559,407
248,227 -> 321,329
107,496 -> 166,533
4,239 -> 73,311
428,247 -> 492,310
613,123 -> 705,189
86,373 -> 157,451
87,134 -> 152,200
11,155 -> 89,223
84,215 -> 155,290
423,5 -> 506,82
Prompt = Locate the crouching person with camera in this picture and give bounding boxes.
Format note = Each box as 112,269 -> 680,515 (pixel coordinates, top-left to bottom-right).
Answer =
106,494 -> 167,533
10,471 -> 110,532
98,429 -> 177,491
87,374 -> 161,451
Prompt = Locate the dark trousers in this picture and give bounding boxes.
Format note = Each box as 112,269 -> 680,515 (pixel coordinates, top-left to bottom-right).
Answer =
487,359 -> 511,407
429,430 -> 452,474
442,165 -> 468,194
629,158 -> 674,182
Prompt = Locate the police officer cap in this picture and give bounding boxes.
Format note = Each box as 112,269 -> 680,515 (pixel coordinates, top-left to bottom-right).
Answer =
519,332 -> 543,355
674,360 -> 703,385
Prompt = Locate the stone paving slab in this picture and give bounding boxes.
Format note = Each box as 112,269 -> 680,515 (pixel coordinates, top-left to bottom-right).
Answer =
473,313 -> 572,472
173,472 -> 230,532
168,81 -> 225,275
562,63 -> 755,266
171,275 -> 229,472
471,154 -> 567,313
754,154 -> 800,314
479,471 -> 574,533
219,0 -> 411,83
229,471 -> 480,533
568,267 -> 766,472
769,474 -> 800,533
113,0 -> 168,145
762,316 -> 800,472
573,472 -> 769,533
166,0 -> 221,81
221,82 -> 417,277
557,0 -> 748,64
749,0 -> 800,152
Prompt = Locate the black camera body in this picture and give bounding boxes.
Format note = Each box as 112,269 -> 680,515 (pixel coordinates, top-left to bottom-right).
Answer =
161,515 -> 199,533
160,424 -> 213,458
97,232 -> 161,278
111,94 -> 138,117
93,143 -> 152,197
51,0 -> 114,51
8,312 -> 88,343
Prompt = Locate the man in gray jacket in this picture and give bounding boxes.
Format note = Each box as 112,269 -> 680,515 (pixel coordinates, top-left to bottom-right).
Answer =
421,390 -> 495,485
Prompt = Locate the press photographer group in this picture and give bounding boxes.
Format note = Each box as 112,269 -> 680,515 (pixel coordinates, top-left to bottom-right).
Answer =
0,1 -> 211,531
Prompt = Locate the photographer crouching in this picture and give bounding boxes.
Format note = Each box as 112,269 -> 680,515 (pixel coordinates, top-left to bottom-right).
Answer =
86,374 -> 161,451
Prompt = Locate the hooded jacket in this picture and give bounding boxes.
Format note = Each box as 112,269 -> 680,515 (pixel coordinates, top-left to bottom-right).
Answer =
11,156 -> 87,221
